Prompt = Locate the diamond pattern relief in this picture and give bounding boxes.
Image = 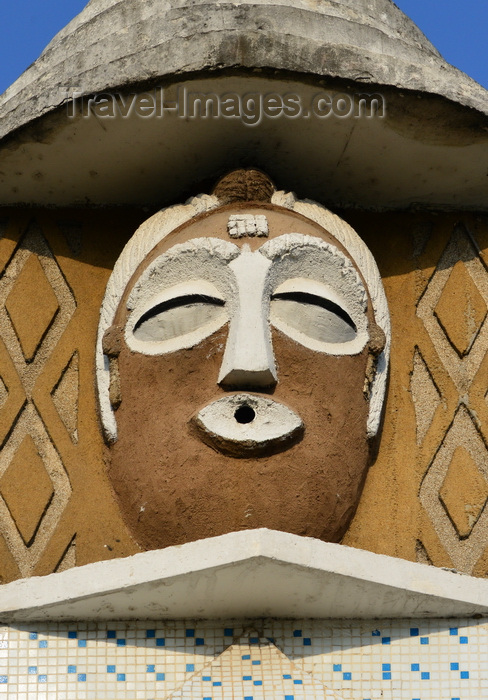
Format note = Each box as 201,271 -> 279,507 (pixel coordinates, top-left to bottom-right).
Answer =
0,223 -> 76,396
434,260 -> 487,357
0,223 -> 75,576
0,435 -> 54,546
439,446 -> 488,539
416,223 -> 488,572
5,254 -> 59,363
0,404 -> 72,577
419,405 -> 488,572
417,225 -> 488,394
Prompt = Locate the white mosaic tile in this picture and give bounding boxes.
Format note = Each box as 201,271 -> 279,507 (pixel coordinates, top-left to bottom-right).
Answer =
0,619 -> 487,699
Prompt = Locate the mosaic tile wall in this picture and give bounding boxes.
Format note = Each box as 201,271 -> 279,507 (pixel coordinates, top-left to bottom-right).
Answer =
0,618 -> 487,699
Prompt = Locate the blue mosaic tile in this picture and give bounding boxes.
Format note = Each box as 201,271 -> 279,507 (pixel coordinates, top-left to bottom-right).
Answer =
421,672 -> 430,680
343,672 -> 352,680
107,631 -> 116,639
116,638 -> 126,646
450,628 -> 458,635
224,628 -> 233,636
451,663 -> 459,670
213,681 -> 222,686
372,630 -> 380,636
382,672 -> 391,680
38,675 -> 47,683
461,671 -> 469,679
28,666 -> 37,674
117,673 -> 126,681
78,674 -> 86,682
293,630 -> 302,637
146,630 -> 155,638
186,664 -> 195,672
382,664 -> 391,671
0,677 -> 7,684
333,664 -> 342,672
78,639 -> 86,647
420,637 -> 429,644
68,631 -> 77,639
156,638 -> 165,646
38,640 -> 48,648
242,654 -> 250,660
203,676 -> 211,681
196,637 -> 205,645
67,666 -> 76,674
156,673 -> 165,681
411,664 -> 420,672
186,629 -> 195,637
252,660 -> 261,665
381,637 -> 390,644
410,628 -> 419,636
303,638 -> 311,646
460,636 -> 469,644
243,676 -> 252,681
107,665 -> 116,673
29,632 -> 37,640
147,665 -> 155,673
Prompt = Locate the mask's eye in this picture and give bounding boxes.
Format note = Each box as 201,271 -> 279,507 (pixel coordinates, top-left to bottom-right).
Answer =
270,279 -> 360,353
133,294 -> 226,343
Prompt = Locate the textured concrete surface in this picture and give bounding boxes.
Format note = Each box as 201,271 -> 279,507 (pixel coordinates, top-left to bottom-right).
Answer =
1,529 -> 488,621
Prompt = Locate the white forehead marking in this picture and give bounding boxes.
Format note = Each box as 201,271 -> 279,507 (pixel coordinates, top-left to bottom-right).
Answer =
228,214 -> 269,238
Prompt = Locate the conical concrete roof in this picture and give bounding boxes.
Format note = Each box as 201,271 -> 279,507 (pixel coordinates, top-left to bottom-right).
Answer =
0,0 -> 486,141
0,0 -> 486,209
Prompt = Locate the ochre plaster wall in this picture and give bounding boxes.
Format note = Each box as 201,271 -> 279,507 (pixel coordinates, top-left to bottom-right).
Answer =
0,207 -> 487,581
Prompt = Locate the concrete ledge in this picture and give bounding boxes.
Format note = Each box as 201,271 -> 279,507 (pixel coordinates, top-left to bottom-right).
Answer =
1,530 -> 488,621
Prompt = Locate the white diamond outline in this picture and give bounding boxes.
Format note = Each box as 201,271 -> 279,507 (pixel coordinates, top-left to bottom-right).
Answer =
0,223 -> 76,397
417,225 -> 488,395
419,404 -> 488,573
0,403 -> 72,577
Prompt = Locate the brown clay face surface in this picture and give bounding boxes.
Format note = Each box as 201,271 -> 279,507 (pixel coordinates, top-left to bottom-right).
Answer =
107,207 -> 374,549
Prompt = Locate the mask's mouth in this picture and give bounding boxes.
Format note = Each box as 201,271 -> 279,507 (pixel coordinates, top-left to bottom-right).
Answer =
190,394 -> 304,457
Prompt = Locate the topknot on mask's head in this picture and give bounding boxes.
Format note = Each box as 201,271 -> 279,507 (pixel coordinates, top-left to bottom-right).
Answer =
212,168 -> 276,204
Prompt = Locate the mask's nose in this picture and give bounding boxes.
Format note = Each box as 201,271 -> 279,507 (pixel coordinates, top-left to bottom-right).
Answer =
218,249 -> 277,390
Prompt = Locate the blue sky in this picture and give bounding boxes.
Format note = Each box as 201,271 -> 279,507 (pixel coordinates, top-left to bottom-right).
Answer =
0,0 -> 487,96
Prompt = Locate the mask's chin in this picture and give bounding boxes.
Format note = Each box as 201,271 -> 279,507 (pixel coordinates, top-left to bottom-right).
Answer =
190,393 -> 304,457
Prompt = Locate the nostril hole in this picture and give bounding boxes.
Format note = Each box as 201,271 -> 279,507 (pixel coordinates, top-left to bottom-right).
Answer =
234,405 -> 256,424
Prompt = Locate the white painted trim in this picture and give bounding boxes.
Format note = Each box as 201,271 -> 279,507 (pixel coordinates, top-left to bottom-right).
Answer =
0,530 -> 487,621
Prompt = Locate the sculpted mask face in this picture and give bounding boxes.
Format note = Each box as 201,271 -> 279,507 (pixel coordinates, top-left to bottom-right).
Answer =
97,189 -> 390,550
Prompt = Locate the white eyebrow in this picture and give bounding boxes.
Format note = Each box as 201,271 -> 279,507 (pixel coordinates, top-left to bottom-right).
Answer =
127,237 -> 240,309
258,233 -> 368,308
